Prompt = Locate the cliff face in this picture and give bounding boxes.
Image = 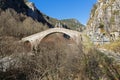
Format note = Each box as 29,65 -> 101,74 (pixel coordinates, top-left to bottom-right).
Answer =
87,0 -> 120,41
26,2 -> 53,27
0,0 -> 53,28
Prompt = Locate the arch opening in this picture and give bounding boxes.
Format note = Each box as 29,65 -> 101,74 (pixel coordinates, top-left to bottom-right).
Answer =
38,33 -> 76,53
24,40 -> 31,52
40,32 -> 75,45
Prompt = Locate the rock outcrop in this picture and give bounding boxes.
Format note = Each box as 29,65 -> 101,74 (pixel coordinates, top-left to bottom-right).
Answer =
86,0 -> 120,42
0,0 -> 53,28
26,2 -> 53,27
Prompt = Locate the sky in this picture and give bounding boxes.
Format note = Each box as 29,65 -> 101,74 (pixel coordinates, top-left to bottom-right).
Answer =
29,0 -> 97,25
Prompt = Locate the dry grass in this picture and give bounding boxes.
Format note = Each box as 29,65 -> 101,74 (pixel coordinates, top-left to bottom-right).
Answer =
0,36 -> 120,80
0,36 -> 23,57
102,39 -> 120,53
82,34 -> 94,54
0,8 -> 48,38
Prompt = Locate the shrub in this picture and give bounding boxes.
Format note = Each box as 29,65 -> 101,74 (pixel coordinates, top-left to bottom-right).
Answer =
0,38 -> 120,80
103,39 -> 120,53
0,38 -> 86,80
0,8 -> 48,39
0,36 -> 21,57
84,48 -> 120,80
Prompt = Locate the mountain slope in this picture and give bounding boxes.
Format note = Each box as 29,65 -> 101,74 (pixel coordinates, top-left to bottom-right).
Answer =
44,15 -> 85,31
61,19 -> 85,31
0,0 -> 53,27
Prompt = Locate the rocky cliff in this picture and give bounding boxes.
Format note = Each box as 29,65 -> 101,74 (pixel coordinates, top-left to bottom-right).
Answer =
0,0 -> 53,28
87,0 -> 120,41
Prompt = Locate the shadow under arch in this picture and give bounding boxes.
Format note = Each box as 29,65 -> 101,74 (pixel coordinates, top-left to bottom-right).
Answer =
38,32 -> 74,45
24,40 -> 32,52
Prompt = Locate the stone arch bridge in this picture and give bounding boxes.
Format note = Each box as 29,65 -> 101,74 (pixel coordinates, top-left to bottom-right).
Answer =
21,28 -> 82,50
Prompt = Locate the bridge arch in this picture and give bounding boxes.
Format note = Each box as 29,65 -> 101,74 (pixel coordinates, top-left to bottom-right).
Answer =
22,28 -> 82,50
41,32 -> 71,39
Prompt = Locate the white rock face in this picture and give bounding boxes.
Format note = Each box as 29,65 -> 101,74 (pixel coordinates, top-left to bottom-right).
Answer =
87,0 -> 120,42
26,2 -> 38,19
25,1 -> 50,25
26,2 -> 36,11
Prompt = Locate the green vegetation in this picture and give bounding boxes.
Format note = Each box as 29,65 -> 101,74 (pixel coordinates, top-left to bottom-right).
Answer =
44,16 -> 59,26
82,34 -> 94,53
99,23 -> 104,28
110,16 -> 115,23
113,10 -> 119,15
91,4 -> 97,17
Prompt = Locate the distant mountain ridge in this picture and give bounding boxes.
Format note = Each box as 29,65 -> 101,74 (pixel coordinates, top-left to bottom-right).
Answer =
60,19 -> 85,31
26,1 -> 85,31
43,15 -> 85,31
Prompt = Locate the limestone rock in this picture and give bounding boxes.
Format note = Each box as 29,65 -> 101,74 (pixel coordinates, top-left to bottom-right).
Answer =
87,0 -> 120,42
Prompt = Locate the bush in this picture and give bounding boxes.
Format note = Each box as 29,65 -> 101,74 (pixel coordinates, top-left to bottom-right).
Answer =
0,39 -> 120,80
0,38 -> 86,80
0,8 -> 48,39
84,48 -> 120,80
0,36 -> 22,57
103,39 -> 120,53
